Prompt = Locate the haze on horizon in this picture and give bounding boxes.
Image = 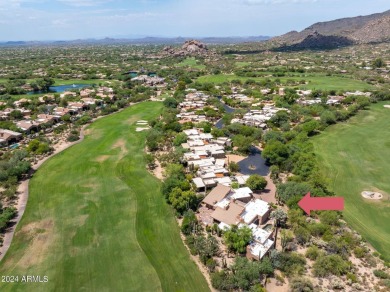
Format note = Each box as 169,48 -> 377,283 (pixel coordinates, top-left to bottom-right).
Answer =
0,0 -> 389,41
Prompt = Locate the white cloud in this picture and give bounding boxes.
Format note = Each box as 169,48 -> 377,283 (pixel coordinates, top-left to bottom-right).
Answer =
238,0 -> 318,4
57,0 -> 112,7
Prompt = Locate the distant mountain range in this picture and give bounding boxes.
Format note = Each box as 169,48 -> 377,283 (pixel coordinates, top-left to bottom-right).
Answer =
0,36 -> 270,47
272,9 -> 390,49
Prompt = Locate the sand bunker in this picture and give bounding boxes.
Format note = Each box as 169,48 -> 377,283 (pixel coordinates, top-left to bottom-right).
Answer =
384,105 -> 390,108
361,191 -> 383,200
136,127 -> 150,132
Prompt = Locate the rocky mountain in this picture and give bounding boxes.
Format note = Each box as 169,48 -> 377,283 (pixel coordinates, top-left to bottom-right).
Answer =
163,40 -> 211,56
277,31 -> 354,51
351,15 -> 390,43
272,9 -> 390,48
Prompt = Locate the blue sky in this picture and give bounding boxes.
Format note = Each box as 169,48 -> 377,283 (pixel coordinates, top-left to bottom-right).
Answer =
0,0 -> 389,41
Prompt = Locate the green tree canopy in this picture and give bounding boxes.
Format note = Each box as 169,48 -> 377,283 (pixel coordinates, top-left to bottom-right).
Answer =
246,174 -> 267,191
223,225 -> 253,254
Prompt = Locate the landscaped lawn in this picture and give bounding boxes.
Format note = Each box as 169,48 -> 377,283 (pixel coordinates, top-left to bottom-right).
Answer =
197,73 -> 374,91
313,102 -> 390,261
0,102 -> 209,291
177,57 -> 206,70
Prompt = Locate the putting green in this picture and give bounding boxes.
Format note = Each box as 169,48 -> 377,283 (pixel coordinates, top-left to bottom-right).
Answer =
0,102 -> 209,291
313,102 -> 390,261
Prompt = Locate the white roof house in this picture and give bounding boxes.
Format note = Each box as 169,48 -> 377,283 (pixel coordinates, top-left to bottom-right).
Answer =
235,175 -> 250,185
183,129 -> 200,136
248,239 -> 274,260
214,177 -> 232,186
249,223 -> 272,244
241,199 -> 270,224
193,177 -> 205,189
232,187 -> 253,200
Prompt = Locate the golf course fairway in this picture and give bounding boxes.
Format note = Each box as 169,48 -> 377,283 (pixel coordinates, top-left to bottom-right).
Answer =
0,102 -> 209,291
313,102 -> 390,261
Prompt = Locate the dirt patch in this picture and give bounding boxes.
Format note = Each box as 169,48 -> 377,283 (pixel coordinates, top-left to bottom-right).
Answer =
95,155 -> 110,162
338,151 -> 348,157
84,128 -> 102,140
111,139 -> 128,159
18,219 -> 53,236
73,214 -> 88,227
225,154 -> 246,164
152,160 -> 164,180
266,274 -> 289,292
124,115 -> 140,125
15,219 -> 55,268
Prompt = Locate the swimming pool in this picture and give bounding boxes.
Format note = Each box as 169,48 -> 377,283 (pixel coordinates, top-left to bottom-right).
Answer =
9,143 -> 19,149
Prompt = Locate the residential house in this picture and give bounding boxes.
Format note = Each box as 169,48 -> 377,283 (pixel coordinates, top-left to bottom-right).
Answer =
53,107 -> 72,116
15,120 -> 40,134
201,184 -> 231,209
0,129 -> 22,146
246,224 -> 275,260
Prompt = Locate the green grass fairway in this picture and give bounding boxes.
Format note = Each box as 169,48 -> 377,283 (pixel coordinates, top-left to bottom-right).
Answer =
197,74 -> 374,91
313,102 -> 390,260
0,102 -> 209,291
177,57 -> 206,70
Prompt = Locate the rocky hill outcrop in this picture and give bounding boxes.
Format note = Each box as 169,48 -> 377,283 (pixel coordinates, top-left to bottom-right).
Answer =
276,31 -> 354,51
163,40 -> 209,56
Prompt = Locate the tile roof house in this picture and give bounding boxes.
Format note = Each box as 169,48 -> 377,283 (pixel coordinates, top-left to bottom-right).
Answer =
211,202 -> 245,225
53,107 -> 72,116
15,120 -> 40,133
208,196 -> 271,227
202,184 -> 231,209
36,114 -> 59,124
0,129 -> 22,146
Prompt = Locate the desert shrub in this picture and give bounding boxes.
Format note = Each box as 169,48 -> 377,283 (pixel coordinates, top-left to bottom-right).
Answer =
307,223 -> 329,237
353,246 -> 366,258
305,246 -> 322,261
289,277 -> 314,292
67,134 -> 80,142
313,254 -> 350,277
347,273 -> 358,283
331,277 -> 345,290
373,269 -> 390,279
319,211 -> 340,226
381,279 -> 390,288
294,226 -> 310,245
271,251 -> 306,276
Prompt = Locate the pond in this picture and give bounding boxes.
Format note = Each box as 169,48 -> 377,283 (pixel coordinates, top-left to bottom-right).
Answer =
27,83 -> 91,95
238,147 -> 269,176
214,97 -> 269,176
215,96 -> 236,129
